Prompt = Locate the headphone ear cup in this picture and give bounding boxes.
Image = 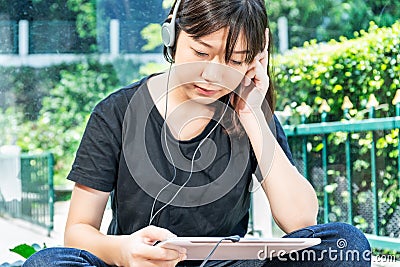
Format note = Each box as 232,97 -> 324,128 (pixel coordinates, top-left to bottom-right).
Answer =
162,21 -> 176,61
162,22 -> 172,47
162,0 -> 180,60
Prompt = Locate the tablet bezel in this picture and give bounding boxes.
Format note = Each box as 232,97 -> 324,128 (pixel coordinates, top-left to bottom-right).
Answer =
157,237 -> 321,260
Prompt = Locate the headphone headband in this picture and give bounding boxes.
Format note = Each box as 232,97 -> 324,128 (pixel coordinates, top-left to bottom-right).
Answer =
162,0 -> 182,50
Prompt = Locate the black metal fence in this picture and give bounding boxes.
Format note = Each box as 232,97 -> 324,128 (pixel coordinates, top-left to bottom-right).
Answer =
282,94 -> 400,250
0,152 -> 54,235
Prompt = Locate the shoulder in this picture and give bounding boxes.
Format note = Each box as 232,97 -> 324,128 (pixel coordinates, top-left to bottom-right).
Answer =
93,76 -> 149,116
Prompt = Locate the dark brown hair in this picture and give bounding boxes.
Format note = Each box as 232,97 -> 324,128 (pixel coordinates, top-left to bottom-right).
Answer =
163,0 -> 275,137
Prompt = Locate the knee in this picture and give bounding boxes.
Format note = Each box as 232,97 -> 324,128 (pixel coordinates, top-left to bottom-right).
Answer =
23,247 -> 81,267
322,222 -> 371,254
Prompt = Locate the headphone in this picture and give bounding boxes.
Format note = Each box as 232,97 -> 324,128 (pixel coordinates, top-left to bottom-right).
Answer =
161,0 -> 182,60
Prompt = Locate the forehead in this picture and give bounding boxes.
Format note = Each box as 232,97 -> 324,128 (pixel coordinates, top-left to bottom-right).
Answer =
185,28 -> 247,51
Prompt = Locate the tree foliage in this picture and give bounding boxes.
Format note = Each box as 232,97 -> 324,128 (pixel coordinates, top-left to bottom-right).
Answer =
274,21 -> 400,119
266,0 -> 400,48
67,0 -> 97,40
16,61 -> 120,184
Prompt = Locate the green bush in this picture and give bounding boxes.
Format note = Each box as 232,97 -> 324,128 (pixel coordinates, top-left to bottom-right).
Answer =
274,21 -> 400,240
274,21 -> 400,120
0,65 -> 69,121
1,57 -> 161,186
15,60 -> 120,185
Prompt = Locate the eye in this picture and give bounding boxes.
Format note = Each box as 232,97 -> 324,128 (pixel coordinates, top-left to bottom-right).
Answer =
192,48 -> 208,58
230,59 -> 243,66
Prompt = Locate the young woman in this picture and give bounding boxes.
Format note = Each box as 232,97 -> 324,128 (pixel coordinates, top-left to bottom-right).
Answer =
24,0 -> 371,266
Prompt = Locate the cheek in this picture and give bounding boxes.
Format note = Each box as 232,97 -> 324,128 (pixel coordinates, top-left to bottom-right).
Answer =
174,39 -> 197,64
221,66 -> 246,90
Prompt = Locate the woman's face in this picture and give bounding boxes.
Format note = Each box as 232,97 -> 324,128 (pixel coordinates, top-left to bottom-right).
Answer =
172,28 -> 251,105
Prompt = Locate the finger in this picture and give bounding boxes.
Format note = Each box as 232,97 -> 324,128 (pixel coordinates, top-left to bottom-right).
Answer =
243,69 -> 256,86
253,61 -> 270,91
247,59 -> 257,71
265,28 -> 270,51
158,242 -> 187,255
138,225 -> 177,242
260,52 -> 268,69
261,28 -> 270,68
139,245 -> 182,261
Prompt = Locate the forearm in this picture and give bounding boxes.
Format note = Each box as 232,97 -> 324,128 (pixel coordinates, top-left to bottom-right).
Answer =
64,224 -> 125,266
239,109 -> 318,233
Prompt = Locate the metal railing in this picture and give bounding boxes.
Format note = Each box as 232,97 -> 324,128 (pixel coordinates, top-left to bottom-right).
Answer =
0,20 -> 18,54
29,21 -> 82,54
0,19 -> 162,55
0,152 -> 54,235
281,92 -> 400,250
20,152 -> 54,234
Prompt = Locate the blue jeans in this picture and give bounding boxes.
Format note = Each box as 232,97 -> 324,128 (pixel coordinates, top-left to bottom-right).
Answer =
23,222 -> 371,267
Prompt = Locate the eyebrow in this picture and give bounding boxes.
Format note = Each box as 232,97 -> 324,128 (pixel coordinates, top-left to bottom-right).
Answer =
195,39 -> 249,54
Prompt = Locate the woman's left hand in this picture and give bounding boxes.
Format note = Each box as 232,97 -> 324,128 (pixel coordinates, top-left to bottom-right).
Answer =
237,28 -> 270,115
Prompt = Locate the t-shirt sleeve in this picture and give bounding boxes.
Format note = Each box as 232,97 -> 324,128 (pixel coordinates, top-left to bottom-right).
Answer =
251,114 -> 295,181
67,98 -> 123,192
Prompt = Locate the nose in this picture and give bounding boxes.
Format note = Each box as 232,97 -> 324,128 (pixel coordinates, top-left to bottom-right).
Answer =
201,60 -> 224,84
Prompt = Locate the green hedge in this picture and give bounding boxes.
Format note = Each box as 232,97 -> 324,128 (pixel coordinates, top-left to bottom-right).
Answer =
274,21 -> 400,121
14,61 -> 121,185
274,21 -> 400,245
0,58 -> 155,185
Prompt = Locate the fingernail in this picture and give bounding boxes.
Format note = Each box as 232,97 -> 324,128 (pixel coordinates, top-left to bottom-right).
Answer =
180,248 -> 187,254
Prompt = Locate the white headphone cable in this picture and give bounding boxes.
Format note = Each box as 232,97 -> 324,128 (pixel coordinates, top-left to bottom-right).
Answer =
149,71 -> 230,225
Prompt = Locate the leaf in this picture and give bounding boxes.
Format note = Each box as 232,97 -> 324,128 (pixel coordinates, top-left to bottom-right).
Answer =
324,183 -> 338,193
314,143 -> 324,152
9,244 -> 37,259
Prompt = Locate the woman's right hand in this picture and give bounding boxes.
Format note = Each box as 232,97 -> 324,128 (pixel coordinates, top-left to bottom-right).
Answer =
118,225 -> 187,267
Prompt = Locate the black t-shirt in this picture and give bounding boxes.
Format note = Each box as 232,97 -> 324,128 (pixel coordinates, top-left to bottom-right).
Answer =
67,74 -> 294,237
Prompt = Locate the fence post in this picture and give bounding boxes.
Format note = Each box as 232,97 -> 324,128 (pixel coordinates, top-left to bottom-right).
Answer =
18,20 -> 29,56
110,19 -> 120,56
367,94 -> 379,235
47,153 -> 54,236
278,16 -> 289,53
342,96 -> 354,225
319,99 -> 331,224
392,90 -> 400,201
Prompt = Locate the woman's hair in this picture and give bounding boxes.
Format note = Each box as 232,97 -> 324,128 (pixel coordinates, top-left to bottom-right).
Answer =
163,0 -> 275,137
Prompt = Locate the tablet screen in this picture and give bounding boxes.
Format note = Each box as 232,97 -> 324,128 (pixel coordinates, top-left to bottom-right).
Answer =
157,237 -> 321,260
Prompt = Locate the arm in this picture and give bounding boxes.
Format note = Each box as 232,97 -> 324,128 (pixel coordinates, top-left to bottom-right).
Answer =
237,29 -> 318,234
239,111 -> 318,233
64,183 -> 187,266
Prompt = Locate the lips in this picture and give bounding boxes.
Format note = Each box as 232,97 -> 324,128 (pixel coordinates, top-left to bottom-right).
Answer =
194,84 -> 219,96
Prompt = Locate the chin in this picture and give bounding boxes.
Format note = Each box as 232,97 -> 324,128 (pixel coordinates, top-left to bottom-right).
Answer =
190,95 -> 220,105
190,88 -> 230,106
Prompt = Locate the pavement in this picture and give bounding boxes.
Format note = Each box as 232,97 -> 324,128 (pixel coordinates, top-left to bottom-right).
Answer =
0,200 -> 399,266
0,201 -> 112,264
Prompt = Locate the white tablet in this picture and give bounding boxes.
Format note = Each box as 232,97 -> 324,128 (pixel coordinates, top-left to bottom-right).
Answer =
157,237 -> 321,260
